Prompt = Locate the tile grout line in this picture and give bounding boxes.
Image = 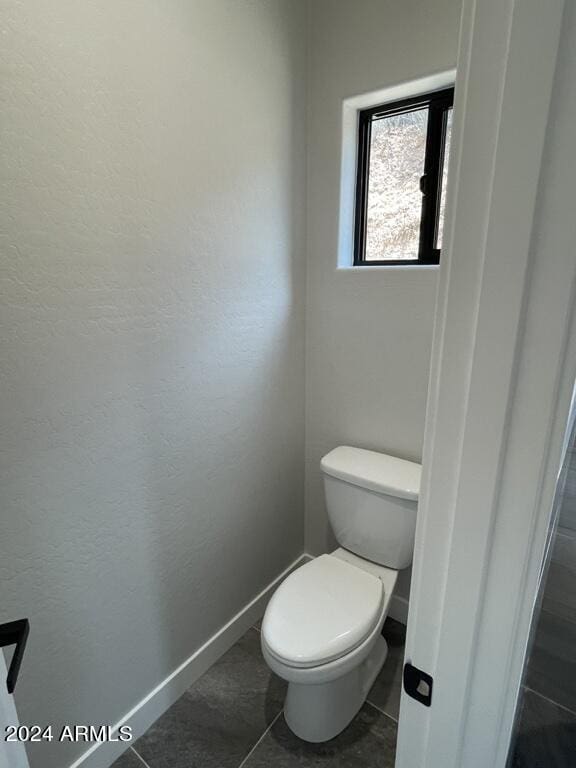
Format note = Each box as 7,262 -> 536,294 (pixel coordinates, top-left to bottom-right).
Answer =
524,685 -> 576,720
236,710 -> 283,768
122,621 -> 400,768
364,698 -> 399,725
129,745 -> 154,768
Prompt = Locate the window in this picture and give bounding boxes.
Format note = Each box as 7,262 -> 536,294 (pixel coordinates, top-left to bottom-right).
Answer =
353,88 -> 454,266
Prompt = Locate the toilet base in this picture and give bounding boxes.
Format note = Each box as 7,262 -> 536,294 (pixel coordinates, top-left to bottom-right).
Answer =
284,635 -> 388,742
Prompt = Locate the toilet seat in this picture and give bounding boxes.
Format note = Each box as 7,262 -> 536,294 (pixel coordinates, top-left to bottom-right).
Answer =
262,555 -> 383,668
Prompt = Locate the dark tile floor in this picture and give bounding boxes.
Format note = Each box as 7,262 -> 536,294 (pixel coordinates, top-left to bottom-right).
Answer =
510,688 -> 576,768
508,439 -> 576,767
526,608 -> 576,715
112,618 -> 405,768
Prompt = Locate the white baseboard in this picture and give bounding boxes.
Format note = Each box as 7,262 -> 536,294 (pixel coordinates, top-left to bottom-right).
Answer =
388,594 -> 409,625
69,554 -> 308,768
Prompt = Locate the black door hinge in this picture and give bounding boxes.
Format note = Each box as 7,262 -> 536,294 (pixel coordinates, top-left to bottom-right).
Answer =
403,662 -> 433,707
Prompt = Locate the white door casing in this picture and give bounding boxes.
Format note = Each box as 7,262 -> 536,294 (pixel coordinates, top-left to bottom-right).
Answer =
0,655 -> 29,768
395,0 -> 576,766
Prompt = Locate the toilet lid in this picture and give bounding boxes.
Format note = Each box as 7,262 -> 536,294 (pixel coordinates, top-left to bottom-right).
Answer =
262,555 -> 384,668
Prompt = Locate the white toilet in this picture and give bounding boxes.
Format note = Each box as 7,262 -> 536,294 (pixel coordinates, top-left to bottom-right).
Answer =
261,445 -> 421,743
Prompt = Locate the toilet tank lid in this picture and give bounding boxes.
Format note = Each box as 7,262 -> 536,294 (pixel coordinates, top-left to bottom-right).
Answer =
321,446 -> 421,500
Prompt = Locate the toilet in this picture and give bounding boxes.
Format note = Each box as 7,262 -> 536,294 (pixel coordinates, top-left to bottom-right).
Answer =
261,445 -> 421,743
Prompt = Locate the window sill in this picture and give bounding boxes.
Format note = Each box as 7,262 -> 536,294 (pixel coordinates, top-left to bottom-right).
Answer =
337,264 -> 440,272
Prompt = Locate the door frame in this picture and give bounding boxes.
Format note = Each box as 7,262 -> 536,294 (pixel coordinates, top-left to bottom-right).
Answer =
395,0 -> 576,766
0,656 -> 29,768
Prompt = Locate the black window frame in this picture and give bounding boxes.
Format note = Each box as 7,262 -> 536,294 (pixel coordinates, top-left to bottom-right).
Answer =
353,87 -> 454,267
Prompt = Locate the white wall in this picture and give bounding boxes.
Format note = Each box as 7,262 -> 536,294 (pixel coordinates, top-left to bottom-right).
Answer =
305,0 -> 462,602
0,2 -> 306,767
0,2 -> 466,761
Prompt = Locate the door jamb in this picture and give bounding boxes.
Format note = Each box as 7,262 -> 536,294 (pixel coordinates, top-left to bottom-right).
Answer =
394,0 -> 573,766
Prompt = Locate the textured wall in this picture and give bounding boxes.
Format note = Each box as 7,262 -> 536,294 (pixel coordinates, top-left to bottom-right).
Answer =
305,0 -> 462,602
0,2 -> 306,766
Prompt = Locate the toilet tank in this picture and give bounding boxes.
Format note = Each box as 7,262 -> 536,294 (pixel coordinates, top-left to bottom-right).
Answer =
321,446 -> 421,569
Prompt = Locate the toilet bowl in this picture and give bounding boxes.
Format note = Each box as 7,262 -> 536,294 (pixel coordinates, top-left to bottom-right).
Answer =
262,549 -> 398,742
261,446 -> 420,742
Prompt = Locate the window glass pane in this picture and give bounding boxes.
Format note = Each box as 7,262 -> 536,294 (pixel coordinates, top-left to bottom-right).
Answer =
364,107 -> 428,261
436,108 -> 453,250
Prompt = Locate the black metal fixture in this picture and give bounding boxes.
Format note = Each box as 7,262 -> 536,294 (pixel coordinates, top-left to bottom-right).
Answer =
0,619 -> 30,694
403,661 -> 433,707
